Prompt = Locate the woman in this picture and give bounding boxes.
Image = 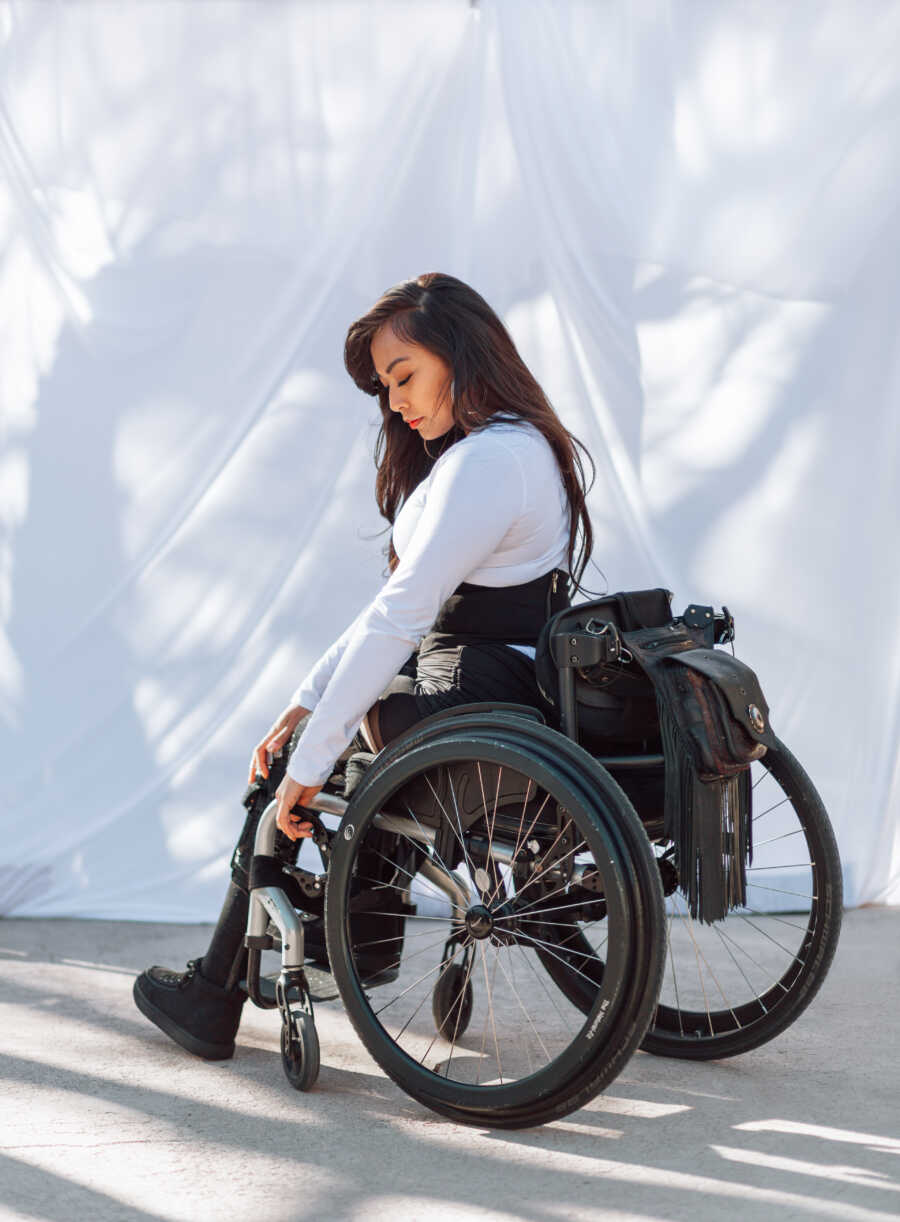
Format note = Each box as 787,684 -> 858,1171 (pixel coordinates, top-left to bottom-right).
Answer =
133,272 -> 594,1061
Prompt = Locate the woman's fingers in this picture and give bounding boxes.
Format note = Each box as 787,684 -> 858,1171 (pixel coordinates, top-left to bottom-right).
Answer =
249,743 -> 268,784
248,727 -> 289,783
274,776 -> 322,841
268,724 -> 293,749
247,705 -> 310,786
276,808 -> 312,840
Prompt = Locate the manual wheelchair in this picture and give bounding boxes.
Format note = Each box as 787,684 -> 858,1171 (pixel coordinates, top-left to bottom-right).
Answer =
239,590 -> 842,1129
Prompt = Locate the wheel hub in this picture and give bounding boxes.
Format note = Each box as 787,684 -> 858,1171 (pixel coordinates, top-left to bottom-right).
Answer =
464,903 -> 495,940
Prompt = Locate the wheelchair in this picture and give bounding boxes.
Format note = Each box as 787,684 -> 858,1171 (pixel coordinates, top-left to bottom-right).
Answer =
240,591 -> 842,1129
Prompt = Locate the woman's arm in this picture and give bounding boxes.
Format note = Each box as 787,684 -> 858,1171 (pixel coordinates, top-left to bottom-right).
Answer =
286,433 -> 527,787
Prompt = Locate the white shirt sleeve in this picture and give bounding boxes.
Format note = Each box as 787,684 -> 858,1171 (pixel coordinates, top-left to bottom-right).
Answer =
286,433 -> 528,786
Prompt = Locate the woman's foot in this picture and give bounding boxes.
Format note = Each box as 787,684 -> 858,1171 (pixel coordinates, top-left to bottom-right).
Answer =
133,959 -> 246,1060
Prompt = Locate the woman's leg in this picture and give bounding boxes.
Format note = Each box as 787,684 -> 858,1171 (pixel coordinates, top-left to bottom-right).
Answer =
320,644 -> 543,979
376,640 -> 543,744
133,646 -> 539,1056
133,747 -> 321,1057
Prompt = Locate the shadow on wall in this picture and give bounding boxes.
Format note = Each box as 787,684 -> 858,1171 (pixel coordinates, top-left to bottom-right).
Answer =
0,244 -> 379,919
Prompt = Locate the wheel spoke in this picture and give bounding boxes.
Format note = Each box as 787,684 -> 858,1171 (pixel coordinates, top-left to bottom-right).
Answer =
478,941 -> 504,1085
511,939 -> 578,1037
445,769 -> 480,885
492,943 -> 549,1065
351,924 -> 451,951
372,941 -> 469,1018
361,843 -> 456,907
512,927 -> 609,992
441,947 -> 479,1079
745,883 -> 815,901
485,783 -> 553,908
510,832 -> 588,908
393,940 -> 467,1045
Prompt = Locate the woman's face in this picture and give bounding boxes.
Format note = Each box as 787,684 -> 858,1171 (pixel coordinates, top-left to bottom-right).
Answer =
371,323 -> 455,442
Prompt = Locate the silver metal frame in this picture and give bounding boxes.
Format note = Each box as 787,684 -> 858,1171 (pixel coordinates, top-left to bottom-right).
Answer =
247,792 -> 476,982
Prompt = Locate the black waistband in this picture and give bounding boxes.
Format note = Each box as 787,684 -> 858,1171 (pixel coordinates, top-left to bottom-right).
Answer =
427,568 -> 570,647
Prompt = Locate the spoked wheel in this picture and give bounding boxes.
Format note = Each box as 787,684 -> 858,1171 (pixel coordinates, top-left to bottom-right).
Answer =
643,736 -> 842,1058
324,719 -> 665,1129
530,736 -> 843,1060
432,954 -> 474,1038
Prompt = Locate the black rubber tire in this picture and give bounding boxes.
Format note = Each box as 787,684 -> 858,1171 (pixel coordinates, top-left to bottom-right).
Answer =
432,961 -> 474,1039
642,737 -> 842,1059
281,1010 -> 320,1091
325,716 -> 665,1129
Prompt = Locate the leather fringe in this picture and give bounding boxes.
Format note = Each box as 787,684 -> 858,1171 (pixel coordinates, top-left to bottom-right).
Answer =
660,700 -> 753,923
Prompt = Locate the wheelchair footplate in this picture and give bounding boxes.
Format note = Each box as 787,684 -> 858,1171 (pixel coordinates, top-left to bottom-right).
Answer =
243,963 -> 340,1005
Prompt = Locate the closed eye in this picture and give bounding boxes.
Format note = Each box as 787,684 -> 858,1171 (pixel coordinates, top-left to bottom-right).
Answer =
397,374 -> 412,386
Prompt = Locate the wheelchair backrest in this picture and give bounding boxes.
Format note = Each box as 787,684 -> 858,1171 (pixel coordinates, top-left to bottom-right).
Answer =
534,588 -> 673,751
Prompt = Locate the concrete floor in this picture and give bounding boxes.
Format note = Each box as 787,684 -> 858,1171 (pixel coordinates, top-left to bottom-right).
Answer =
0,907 -> 897,1222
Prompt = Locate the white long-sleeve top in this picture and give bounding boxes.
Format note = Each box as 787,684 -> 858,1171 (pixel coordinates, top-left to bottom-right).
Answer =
286,420 -> 570,786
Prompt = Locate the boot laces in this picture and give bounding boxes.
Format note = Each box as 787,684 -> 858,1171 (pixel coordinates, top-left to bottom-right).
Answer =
179,958 -> 201,990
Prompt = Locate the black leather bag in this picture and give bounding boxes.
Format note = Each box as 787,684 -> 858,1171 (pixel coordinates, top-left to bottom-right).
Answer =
663,650 -> 774,780
624,626 -> 777,923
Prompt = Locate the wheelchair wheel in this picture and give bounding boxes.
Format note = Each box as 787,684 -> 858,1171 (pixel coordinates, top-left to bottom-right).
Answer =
324,717 -> 665,1129
643,736 -> 842,1058
432,958 -> 474,1039
533,736 -> 842,1060
281,1009 -> 320,1091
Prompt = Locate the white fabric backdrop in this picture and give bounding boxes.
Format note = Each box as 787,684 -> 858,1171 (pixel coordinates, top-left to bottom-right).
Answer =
1,0 -> 897,920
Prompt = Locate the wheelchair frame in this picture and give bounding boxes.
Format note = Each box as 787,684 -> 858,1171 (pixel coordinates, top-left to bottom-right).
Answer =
241,601 -> 842,1127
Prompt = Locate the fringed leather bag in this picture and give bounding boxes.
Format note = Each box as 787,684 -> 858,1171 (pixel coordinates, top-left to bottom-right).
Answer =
623,624 -> 778,923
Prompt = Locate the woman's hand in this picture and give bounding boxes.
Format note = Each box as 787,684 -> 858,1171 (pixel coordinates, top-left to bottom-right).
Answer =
275,775 -> 323,841
249,704 -> 320,840
248,704 -> 310,785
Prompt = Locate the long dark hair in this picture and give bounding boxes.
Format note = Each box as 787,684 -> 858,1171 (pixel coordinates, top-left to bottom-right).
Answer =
344,272 -> 595,588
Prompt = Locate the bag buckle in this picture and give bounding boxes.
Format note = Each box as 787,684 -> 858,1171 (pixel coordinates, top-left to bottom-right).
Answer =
585,619 -> 632,664
550,621 -> 623,669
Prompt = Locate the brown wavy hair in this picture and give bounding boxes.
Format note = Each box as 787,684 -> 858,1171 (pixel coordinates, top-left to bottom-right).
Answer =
344,272 -> 595,588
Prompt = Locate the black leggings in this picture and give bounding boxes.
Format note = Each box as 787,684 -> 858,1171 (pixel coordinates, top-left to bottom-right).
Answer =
375,637 -> 544,747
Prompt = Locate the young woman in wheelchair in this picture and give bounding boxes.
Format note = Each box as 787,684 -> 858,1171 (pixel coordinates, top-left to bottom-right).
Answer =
133,271 -> 596,1062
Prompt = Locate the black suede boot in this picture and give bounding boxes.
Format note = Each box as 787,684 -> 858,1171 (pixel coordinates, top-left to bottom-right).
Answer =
133,881 -> 250,1060
133,958 -> 246,1060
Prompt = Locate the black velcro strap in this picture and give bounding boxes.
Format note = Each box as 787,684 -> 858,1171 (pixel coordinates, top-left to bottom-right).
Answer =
550,627 -> 621,669
249,854 -> 290,891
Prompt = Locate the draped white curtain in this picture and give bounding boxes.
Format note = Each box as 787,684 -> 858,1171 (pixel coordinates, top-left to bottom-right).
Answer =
1,0 -> 897,920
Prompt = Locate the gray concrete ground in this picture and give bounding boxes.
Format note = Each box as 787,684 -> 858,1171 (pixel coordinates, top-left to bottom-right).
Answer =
0,907 -> 897,1222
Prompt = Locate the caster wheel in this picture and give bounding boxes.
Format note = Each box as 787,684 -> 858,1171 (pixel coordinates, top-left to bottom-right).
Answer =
281,1009 -> 320,1091
432,962 -> 474,1039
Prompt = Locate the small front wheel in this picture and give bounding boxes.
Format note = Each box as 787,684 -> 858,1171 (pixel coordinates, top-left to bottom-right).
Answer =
281,1009 -> 320,1091
432,960 -> 474,1039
